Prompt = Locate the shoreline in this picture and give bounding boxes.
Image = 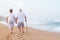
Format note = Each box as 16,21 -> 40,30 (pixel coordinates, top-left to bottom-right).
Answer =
0,24 -> 60,40
0,21 -> 60,33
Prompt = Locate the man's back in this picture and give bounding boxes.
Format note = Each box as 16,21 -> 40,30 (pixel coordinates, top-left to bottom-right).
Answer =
8,13 -> 15,23
17,12 -> 25,23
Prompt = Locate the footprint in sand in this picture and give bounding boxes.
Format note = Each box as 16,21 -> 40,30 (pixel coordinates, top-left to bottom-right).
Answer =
4,34 -> 10,40
21,38 -> 25,40
4,32 -> 26,40
17,34 -> 23,39
1,34 -> 7,40
5,34 -> 13,40
17,33 -> 26,40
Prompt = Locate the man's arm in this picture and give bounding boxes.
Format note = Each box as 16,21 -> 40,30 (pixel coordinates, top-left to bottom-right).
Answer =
15,17 -> 18,23
25,16 -> 27,22
6,16 -> 8,23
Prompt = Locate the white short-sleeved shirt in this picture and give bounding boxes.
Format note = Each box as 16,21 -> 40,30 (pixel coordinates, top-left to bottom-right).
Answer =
17,12 -> 26,23
7,13 -> 15,23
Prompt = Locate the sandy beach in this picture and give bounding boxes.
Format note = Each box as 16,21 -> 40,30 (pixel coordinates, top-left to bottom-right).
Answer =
0,24 -> 60,40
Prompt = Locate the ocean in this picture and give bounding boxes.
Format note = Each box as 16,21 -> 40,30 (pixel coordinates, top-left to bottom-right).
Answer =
0,20 -> 60,33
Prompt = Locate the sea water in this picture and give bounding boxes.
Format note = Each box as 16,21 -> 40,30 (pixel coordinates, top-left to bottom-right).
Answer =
0,20 -> 60,33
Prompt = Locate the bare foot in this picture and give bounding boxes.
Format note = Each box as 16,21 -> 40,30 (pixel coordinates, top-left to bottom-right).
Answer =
10,32 -> 13,34
22,31 -> 24,34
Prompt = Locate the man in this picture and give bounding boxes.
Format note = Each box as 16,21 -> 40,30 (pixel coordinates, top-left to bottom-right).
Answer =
6,9 -> 15,34
16,9 -> 27,33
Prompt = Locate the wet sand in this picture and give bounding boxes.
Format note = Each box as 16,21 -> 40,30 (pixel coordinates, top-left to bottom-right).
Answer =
0,24 -> 60,40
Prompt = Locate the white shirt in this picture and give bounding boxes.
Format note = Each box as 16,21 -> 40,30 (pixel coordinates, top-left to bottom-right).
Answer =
7,13 -> 15,23
17,12 -> 26,23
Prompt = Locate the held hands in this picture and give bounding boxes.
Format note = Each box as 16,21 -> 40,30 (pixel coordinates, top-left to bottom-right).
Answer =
25,19 -> 27,22
14,19 -> 17,23
6,20 -> 8,23
15,21 -> 17,23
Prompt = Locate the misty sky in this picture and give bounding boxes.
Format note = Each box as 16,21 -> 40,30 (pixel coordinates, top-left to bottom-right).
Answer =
0,0 -> 60,24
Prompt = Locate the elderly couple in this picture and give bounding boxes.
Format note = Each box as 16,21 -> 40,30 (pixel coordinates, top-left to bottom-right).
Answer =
6,9 -> 27,34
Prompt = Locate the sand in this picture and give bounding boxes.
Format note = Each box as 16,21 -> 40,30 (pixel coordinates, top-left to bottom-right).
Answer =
0,24 -> 60,40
